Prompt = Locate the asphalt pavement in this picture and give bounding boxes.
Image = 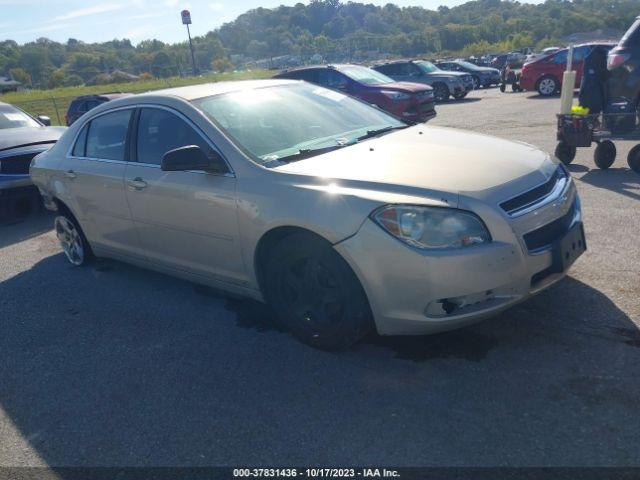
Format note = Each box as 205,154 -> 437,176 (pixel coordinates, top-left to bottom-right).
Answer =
0,87 -> 639,468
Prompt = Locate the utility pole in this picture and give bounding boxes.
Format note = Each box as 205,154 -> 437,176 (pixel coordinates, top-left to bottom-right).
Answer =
181,9 -> 198,76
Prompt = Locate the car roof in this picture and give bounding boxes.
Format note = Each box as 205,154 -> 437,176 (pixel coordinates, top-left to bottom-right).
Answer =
140,79 -> 298,101
73,92 -> 131,101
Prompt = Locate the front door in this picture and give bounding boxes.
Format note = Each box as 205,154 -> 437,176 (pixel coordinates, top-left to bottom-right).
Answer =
124,106 -> 244,285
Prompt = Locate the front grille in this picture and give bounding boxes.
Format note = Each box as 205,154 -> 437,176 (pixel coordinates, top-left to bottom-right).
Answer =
523,198 -> 577,252
0,152 -> 39,175
500,168 -> 563,216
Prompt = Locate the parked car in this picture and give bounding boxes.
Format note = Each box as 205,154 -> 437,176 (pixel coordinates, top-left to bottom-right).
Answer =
273,64 -> 435,123
607,17 -> 640,123
0,102 -> 65,220
520,43 -> 615,96
525,47 -> 561,64
66,92 -> 132,126
372,60 -> 474,101
31,79 -> 584,349
435,60 -> 501,88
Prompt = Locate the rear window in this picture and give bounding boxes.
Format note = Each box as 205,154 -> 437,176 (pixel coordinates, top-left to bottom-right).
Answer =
621,18 -> 640,47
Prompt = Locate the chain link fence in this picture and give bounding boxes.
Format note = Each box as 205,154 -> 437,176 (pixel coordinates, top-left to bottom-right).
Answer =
9,80 -> 183,126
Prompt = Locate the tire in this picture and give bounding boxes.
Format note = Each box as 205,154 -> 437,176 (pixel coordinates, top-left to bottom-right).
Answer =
54,210 -> 93,266
453,91 -> 468,99
432,83 -> 450,102
555,141 -> 576,165
594,140 -> 616,169
537,75 -> 558,96
499,84 -> 506,93
471,76 -> 480,90
627,144 -> 640,173
512,83 -> 520,92
263,233 -> 373,350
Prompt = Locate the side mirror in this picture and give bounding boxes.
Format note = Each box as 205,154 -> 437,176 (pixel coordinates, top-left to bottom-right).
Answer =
37,115 -> 51,126
161,145 -> 227,174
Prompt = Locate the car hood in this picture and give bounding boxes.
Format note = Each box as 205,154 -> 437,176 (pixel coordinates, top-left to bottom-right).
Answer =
274,125 -> 555,206
378,81 -> 432,93
475,67 -> 500,74
431,71 -> 467,79
0,126 -> 66,152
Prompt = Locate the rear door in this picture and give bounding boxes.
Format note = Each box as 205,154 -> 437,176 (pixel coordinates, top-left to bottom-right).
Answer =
124,106 -> 244,284
63,108 -> 141,255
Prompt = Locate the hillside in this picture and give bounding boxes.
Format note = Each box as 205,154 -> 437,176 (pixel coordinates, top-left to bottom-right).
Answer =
1,0 -> 639,90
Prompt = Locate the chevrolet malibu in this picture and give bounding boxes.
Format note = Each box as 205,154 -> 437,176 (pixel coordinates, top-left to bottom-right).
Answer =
30,80 -> 585,349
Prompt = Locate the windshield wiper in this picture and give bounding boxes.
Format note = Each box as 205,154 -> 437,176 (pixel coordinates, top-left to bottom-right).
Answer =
276,144 -> 348,163
357,125 -> 409,142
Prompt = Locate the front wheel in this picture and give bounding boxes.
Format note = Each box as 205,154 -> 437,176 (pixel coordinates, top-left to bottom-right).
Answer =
263,233 -> 373,350
432,83 -> 450,101
54,213 -> 93,266
537,76 -> 558,96
627,144 -> 640,173
499,84 -> 506,92
555,141 -> 576,165
594,140 -> 616,169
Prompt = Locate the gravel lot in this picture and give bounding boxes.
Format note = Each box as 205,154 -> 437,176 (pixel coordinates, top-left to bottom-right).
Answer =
1,87 -> 639,468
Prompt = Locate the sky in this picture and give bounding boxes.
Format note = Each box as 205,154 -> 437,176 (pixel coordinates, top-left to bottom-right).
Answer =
0,0 -> 543,45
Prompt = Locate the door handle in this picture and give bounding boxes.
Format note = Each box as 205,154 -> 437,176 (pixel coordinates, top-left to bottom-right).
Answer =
127,177 -> 148,190
64,170 -> 76,180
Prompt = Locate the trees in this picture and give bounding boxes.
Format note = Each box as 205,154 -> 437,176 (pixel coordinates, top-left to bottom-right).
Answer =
0,0 -> 638,90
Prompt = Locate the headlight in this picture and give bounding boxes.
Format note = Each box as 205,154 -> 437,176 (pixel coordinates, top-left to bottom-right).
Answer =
380,90 -> 411,101
372,205 -> 491,249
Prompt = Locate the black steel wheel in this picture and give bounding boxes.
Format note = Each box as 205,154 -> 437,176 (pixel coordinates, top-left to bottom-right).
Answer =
433,83 -> 450,101
594,140 -> 616,169
263,233 -> 373,350
499,84 -> 506,93
627,144 -> 640,173
555,141 -> 577,165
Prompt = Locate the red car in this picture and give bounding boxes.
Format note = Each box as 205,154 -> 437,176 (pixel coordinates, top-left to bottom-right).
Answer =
520,43 -> 615,96
273,64 -> 435,123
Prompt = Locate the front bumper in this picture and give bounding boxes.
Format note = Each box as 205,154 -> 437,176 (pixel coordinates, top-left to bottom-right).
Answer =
334,181 -> 582,335
401,100 -> 436,123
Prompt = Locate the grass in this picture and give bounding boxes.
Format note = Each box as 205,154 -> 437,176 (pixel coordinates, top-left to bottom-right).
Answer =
1,69 -> 273,126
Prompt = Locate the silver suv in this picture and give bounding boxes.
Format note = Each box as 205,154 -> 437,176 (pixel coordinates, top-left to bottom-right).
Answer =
373,60 -> 474,101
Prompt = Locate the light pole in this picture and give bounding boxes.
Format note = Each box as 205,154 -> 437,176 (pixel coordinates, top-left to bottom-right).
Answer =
181,9 -> 198,76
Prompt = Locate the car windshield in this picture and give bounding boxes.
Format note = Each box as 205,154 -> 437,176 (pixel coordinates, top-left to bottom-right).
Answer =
415,61 -> 439,73
0,105 -> 40,129
193,83 -> 405,164
456,61 -> 479,70
338,65 -> 394,85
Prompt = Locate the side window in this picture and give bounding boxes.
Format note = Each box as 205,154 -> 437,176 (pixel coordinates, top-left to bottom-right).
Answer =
551,50 -> 567,63
72,124 -> 89,157
573,46 -> 590,61
407,63 -> 422,76
85,109 -> 132,161
317,70 -> 348,89
136,108 -> 212,166
377,64 -> 398,75
85,100 -> 100,111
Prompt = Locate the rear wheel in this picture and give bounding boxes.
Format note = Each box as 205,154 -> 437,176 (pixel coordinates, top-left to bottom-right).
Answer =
263,233 -> 373,350
471,76 -> 480,90
499,84 -> 506,92
627,144 -> 640,173
537,76 -> 558,96
453,91 -> 468,99
555,141 -> 576,165
594,140 -> 616,169
54,212 -> 93,266
432,83 -> 450,101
